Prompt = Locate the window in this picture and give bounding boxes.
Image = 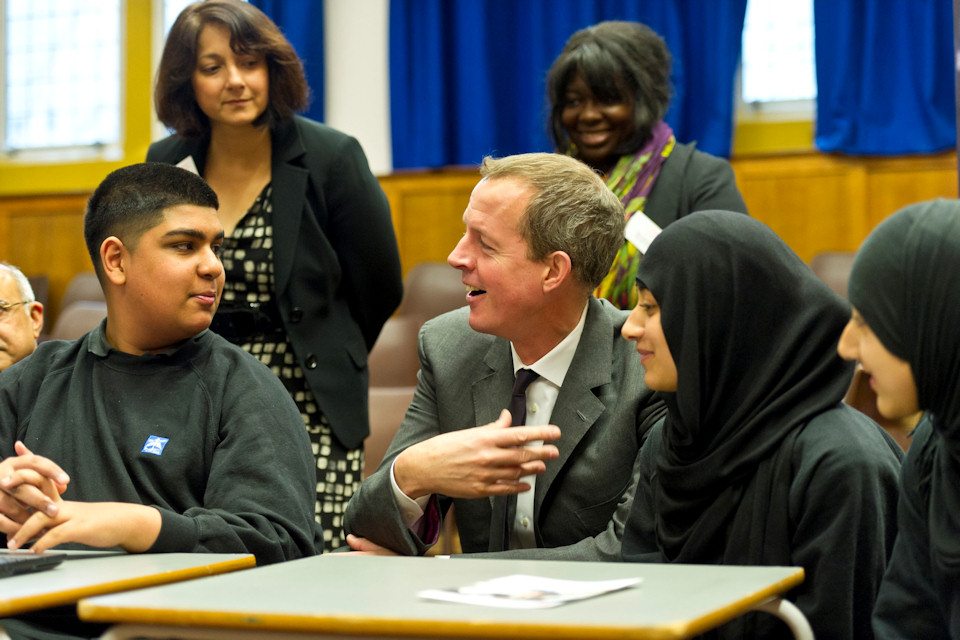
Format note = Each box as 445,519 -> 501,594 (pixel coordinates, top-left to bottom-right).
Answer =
734,0 -> 816,154
740,0 -> 816,108
163,0 -> 194,34
2,0 -> 121,154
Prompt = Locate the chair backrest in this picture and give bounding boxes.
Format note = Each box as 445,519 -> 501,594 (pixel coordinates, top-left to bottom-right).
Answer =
26,274 -> 49,309
48,301 -> 108,341
59,271 -> 105,311
368,316 -> 421,387
395,262 -> 466,322
809,251 -> 855,299
364,386 -> 416,478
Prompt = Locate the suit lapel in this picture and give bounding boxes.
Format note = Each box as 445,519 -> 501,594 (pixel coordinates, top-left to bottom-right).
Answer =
473,341 -> 514,425
474,340 -> 514,552
534,299 -> 612,508
269,120 -> 308,296
164,137 -> 207,175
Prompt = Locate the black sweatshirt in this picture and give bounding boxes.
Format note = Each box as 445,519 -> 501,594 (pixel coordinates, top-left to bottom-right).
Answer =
0,324 -> 319,564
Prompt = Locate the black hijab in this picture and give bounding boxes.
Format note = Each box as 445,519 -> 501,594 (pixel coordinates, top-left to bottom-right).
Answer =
637,211 -> 853,566
848,198 -> 960,580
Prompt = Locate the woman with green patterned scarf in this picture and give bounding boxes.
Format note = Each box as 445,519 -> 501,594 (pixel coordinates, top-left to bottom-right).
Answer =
546,21 -> 748,310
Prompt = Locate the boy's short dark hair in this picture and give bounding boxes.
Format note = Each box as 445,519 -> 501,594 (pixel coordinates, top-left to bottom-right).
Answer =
155,0 -> 309,138
84,163 -> 219,280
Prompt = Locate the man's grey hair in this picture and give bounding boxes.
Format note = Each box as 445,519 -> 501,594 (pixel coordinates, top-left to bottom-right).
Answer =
479,153 -> 625,290
0,262 -> 36,308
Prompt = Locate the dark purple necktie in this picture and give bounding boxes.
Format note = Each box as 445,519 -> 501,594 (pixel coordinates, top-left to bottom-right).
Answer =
503,368 -> 539,549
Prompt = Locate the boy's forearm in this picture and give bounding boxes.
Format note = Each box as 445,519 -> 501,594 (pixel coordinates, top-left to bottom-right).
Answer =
113,503 -> 163,552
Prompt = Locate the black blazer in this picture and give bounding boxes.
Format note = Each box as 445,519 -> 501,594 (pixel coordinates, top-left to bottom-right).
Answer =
644,141 -> 747,228
148,116 -> 403,449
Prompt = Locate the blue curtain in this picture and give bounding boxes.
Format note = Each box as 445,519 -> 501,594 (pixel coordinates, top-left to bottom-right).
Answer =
389,0 -> 747,170
251,0 -> 325,123
814,0 -> 955,155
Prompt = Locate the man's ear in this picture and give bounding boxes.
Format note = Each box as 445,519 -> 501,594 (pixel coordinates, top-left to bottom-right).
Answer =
28,302 -> 44,338
100,237 -> 127,286
542,250 -> 572,293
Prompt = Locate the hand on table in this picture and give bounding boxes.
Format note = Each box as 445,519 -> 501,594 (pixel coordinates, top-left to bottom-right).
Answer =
393,409 -> 560,500
344,534 -> 399,556
7,500 -> 162,554
0,441 -> 69,531
2,442 -> 161,553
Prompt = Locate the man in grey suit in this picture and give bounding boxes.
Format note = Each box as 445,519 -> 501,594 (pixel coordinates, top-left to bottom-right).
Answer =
343,153 -> 664,560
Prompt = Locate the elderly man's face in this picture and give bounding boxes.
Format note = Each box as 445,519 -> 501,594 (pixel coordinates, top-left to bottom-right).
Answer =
0,271 -> 43,371
447,177 -> 551,345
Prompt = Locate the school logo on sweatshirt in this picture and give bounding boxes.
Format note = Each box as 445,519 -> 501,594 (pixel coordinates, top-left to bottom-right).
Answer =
141,435 -> 170,456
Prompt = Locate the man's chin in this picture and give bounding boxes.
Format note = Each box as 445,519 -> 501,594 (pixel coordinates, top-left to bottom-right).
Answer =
466,310 -> 505,339
466,311 -> 488,335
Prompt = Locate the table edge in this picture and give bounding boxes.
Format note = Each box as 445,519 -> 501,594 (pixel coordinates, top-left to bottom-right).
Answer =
1,554 -> 254,617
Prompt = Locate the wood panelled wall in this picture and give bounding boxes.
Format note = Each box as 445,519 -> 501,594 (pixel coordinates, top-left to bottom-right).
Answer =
0,193 -> 92,322
732,152 -> 958,262
3,151 -> 956,326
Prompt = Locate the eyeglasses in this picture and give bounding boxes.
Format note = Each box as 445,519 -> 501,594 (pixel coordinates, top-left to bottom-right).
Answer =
0,301 -> 31,320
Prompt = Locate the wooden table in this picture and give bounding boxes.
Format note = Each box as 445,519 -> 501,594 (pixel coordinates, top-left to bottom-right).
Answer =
0,551 -> 253,617
79,555 -> 812,639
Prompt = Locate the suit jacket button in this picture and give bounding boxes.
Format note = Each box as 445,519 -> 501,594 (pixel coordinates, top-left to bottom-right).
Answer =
290,307 -> 304,323
305,354 -> 318,369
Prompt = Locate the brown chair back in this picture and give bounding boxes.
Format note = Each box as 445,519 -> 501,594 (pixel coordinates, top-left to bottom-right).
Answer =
396,262 -> 466,322
368,317 -> 421,387
59,271 -> 105,318
809,251 -> 855,299
26,274 -> 49,309
49,301 -> 107,341
364,386 -> 416,478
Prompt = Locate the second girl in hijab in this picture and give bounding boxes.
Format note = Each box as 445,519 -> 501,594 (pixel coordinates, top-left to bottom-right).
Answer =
620,211 -> 902,639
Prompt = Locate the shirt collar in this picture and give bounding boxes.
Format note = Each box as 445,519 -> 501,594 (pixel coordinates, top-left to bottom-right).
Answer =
87,320 -> 206,359
510,302 -> 588,387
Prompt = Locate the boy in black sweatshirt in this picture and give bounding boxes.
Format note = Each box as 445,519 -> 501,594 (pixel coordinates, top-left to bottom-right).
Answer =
0,163 -> 318,564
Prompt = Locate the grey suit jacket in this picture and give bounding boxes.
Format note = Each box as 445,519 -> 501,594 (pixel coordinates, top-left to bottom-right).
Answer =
343,298 -> 665,560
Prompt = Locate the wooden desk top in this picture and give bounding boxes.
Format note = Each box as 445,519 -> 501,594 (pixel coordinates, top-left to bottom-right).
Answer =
0,551 -> 254,617
79,555 -> 804,639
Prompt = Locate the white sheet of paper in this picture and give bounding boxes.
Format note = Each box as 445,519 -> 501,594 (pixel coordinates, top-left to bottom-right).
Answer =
419,574 -> 642,609
624,211 -> 662,254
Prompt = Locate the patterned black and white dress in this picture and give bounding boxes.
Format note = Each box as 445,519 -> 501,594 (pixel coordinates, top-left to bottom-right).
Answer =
218,184 -> 362,552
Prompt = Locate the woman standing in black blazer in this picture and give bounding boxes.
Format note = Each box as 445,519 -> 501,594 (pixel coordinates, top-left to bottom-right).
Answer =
150,0 -> 402,551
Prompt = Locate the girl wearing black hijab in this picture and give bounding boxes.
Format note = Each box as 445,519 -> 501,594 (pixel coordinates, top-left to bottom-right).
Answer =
621,211 -> 903,639
838,199 -> 960,639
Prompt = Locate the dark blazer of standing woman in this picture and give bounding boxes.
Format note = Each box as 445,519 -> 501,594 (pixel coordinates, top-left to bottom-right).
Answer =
148,115 -> 401,451
151,0 -> 402,552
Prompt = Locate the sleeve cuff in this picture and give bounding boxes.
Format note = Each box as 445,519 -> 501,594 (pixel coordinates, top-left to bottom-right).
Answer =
148,507 -> 199,553
390,459 -> 440,544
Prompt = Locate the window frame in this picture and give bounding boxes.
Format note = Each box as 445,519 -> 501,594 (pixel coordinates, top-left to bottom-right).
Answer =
0,0 -> 153,196
732,0 -> 817,156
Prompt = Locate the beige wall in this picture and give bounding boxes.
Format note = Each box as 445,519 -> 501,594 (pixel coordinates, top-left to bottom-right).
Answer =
324,0 -> 392,175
